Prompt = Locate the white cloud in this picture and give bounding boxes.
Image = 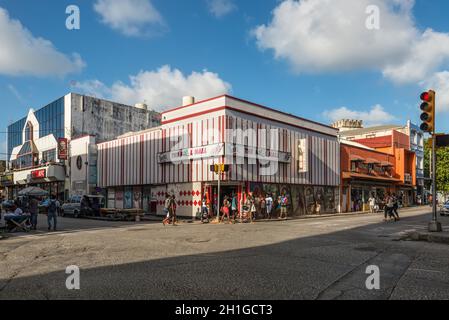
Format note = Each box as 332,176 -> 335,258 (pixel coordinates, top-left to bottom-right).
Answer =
0,7 -> 85,77
72,65 -> 232,110
323,104 -> 396,126
253,0 -> 449,84
207,0 -> 236,18
421,71 -> 449,113
383,30 -> 449,84
94,0 -> 165,37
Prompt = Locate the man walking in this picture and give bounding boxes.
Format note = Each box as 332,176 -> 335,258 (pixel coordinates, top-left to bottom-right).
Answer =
392,193 -> 400,221
29,196 -> 39,230
47,195 -> 59,231
279,194 -> 289,220
265,194 -> 273,219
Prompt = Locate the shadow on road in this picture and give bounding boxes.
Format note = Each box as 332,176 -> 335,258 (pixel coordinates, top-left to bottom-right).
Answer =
1,212 -> 448,300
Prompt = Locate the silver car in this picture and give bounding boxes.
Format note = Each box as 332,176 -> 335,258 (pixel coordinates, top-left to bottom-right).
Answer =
61,195 -> 83,218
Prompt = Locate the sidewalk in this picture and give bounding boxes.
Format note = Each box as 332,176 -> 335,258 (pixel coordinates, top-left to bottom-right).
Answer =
143,205 -> 427,225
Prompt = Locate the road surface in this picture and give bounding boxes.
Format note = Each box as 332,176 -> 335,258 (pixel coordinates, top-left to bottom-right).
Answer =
1,206 -> 449,300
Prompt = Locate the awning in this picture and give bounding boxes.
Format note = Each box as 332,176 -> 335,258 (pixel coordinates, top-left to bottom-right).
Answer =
366,158 -> 381,165
342,172 -> 403,183
350,155 -> 365,162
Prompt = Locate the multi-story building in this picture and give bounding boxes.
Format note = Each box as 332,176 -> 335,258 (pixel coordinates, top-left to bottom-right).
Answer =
97,95 -> 341,218
340,140 -> 415,212
2,93 -> 160,199
334,120 -> 422,205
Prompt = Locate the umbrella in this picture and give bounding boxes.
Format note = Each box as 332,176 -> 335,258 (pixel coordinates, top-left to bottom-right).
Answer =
18,187 -> 49,197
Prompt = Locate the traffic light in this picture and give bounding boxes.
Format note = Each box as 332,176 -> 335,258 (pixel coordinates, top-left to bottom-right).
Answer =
209,164 -> 230,173
420,90 -> 436,133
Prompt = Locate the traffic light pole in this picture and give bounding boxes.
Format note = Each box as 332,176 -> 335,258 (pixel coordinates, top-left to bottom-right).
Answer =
216,170 -> 221,222
429,134 -> 442,232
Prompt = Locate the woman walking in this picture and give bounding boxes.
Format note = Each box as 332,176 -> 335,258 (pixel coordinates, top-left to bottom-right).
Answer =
220,196 -> 231,223
162,194 -> 172,226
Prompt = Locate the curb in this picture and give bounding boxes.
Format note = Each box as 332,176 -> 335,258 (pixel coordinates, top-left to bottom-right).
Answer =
406,231 -> 449,245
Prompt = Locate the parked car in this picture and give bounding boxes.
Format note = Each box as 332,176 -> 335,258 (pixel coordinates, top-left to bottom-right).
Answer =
440,201 -> 449,216
61,195 -> 83,218
61,195 -> 105,218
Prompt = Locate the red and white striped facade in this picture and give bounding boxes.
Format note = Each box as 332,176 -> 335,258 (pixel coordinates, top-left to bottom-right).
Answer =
97,95 -> 340,217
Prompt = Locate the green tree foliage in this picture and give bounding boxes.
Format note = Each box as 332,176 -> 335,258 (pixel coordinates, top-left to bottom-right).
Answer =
424,139 -> 449,194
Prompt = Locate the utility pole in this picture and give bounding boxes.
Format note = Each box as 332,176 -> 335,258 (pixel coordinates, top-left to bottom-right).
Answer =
429,135 -> 442,231
419,90 -> 442,232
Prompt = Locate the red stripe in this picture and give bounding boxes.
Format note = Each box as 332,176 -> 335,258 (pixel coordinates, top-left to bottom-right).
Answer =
162,94 -> 336,131
162,106 -> 336,138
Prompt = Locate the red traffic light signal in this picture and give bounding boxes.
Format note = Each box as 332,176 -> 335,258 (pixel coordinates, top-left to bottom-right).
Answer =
419,90 -> 435,134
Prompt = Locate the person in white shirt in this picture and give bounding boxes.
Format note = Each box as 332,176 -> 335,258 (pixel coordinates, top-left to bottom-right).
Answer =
368,194 -> 376,213
265,194 -> 273,219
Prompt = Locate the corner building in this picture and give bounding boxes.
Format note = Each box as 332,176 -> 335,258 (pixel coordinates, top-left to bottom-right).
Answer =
97,95 -> 341,218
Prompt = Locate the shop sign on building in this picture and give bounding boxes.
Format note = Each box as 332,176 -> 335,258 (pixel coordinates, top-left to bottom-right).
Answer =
228,144 -> 292,163
31,169 -> 46,179
158,143 -> 225,163
297,138 -> 309,173
58,138 -> 68,160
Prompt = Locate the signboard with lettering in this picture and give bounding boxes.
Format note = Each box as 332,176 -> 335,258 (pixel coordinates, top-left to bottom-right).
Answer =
58,138 -> 68,160
31,169 -> 46,179
158,143 -> 225,163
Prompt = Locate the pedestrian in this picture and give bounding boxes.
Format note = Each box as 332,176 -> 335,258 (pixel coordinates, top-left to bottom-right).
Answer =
368,194 -> 376,213
260,196 -> 266,219
47,194 -> 59,231
392,193 -> 400,221
384,193 -> 396,222
254,195 -> 261,220
231,193 -> 238,223
201,197 -> 209,223
265,193 -> 273,219
250,195 -> 257,222
242,193 -> 251,222
220,197 -> 231,223
29,196 -> 39,230
163,194 -> 171,226
171,195 -> 177,226
279,194 -> 289,219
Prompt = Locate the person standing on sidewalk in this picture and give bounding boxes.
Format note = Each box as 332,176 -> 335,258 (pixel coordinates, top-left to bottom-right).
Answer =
368,194 -> 376,213
265,194 -> 273,219
163,194 -> 171,226
220,196 -> 231,223
231,193 -> 238,223
171,195 -> 177,226
29,196 -> 39,230
47,195 -> 59,231
279,194 -> 289,220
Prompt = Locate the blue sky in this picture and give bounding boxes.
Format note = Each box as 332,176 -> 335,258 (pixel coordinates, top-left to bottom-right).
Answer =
1,0 -> 449,158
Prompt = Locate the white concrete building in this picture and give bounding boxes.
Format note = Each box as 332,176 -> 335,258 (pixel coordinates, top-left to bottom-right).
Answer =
3,93 -> 160,199
97,95 -> 341,218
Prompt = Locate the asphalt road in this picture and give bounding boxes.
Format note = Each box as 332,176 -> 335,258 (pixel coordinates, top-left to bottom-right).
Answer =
1,206 -> 449,300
